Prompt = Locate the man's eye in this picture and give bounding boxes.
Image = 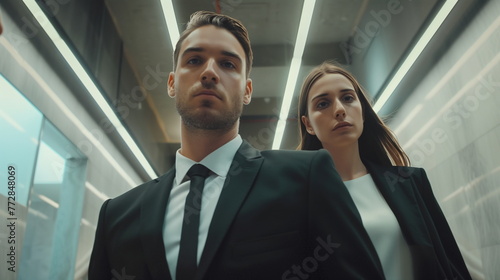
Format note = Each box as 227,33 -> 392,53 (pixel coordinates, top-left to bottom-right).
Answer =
187,58 -> 202,65
221,61 -> 236,69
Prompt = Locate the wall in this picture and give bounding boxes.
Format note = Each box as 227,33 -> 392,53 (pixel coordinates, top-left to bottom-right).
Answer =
390,1 -> 500,279
0,5 -> 143,279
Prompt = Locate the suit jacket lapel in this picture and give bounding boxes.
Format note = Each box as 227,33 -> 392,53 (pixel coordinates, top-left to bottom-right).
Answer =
140,169 -> 175,280
364,162 -> 431,246
196,141 -> 264,279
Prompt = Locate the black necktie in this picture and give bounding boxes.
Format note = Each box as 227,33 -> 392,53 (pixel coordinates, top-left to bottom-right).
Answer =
176,164 -> 211,280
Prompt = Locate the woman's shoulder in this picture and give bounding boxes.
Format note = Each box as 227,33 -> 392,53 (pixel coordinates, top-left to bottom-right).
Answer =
365,161 -> 426,180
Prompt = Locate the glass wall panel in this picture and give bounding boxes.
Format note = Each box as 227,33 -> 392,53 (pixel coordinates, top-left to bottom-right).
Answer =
0,73 -> 43,206
18,119 -> 87,280
0,74 -> 88,279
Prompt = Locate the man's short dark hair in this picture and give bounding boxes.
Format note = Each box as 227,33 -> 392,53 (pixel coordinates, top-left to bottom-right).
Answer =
173,11 -> 253,77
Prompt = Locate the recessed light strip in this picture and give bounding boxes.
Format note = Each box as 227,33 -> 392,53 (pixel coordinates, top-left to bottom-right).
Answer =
272,0 -> 316,149
86,181 -> 110,201
392,15 -> 500,134
373,0 -> 458,112
38,194 -> 60,208
160,0 -> 180,50
0,36 -> 138,186
22,0 -> 157,179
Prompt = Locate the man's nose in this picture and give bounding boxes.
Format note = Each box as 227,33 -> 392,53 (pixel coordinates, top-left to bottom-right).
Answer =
201,59 -> 219,83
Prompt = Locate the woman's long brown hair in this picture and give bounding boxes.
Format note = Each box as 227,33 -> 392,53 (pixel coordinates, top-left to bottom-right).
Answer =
297,61 -> 410,167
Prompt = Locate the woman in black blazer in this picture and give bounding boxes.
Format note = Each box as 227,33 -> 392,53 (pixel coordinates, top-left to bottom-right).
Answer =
297,61 -> 472,280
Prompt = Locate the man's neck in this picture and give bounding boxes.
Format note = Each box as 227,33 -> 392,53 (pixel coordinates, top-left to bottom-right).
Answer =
179,124 -> 239,162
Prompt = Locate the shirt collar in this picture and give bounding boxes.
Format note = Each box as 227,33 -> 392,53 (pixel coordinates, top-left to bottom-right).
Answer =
174,135 -> 243,185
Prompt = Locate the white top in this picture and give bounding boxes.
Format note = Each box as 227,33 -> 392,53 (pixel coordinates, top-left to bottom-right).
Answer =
344,174 -> 414,280
163,135 -> 242,280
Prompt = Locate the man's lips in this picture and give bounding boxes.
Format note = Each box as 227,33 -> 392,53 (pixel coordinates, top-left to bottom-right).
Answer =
194,90 -> 221,100
333,122 -> 352,131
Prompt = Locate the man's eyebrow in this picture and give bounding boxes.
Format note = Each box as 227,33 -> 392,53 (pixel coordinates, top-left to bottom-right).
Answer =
221,50 -> 242,63
181,47 -> 204,58
181,47 -> 242,63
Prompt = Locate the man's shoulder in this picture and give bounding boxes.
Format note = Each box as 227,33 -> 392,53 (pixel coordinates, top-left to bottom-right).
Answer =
260,148 -> 329,159
239,140 -> 328,160
105,179 -> 152,207
257,149 -> 332,170
107,171 -> 172,206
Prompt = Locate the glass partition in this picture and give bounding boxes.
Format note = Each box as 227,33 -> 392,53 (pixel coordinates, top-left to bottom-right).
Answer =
0,74 -> 88,280
0,74 -> 43,206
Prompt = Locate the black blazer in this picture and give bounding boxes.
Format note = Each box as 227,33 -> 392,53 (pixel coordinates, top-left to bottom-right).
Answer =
364,161 -> 472,280
88,141 -> 384,280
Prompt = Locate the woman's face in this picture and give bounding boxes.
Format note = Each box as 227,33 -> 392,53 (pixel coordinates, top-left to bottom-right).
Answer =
301,73 -> 364,150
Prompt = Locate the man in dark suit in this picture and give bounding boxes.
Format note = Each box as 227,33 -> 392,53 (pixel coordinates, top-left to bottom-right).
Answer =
88,11 -> 383,280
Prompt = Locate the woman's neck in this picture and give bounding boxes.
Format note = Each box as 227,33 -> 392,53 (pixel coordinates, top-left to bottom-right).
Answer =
325,143 -> 367,181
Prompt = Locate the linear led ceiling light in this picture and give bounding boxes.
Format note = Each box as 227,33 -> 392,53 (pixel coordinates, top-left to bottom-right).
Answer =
160,0 -> 180,49
372,0 -> 458,112
272,0 -> 317,149
22,0 -> 158,179
1,37 -> 138,186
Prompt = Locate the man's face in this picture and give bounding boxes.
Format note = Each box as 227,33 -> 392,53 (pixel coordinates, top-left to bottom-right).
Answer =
168,25 -> 252,131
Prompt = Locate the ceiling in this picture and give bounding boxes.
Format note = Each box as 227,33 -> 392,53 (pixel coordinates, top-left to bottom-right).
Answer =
3,0 -> 485,178
98,0 -> 441,176
103,0 -> 369,147
99,0 -> 439,176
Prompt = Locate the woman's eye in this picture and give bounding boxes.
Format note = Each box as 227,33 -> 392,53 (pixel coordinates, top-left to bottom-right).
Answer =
342,95 -> 355,102
316,101 -> 329,109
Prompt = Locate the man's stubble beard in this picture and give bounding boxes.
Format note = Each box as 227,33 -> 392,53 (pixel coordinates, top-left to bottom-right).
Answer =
176,93 -> 243,132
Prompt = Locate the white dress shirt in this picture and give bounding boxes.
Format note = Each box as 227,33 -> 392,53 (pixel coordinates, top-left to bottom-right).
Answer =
344,174 -> 414,280
163,135 -> 242,280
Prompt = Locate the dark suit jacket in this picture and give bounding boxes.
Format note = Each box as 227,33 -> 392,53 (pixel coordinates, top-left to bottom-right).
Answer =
88,142 -> 384,280
364,161 -> 472,280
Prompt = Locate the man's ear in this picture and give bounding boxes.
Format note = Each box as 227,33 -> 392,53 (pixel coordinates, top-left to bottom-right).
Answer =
243,78 -> 253,105
301,115 -> 315,135
167,72 -> 175,97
